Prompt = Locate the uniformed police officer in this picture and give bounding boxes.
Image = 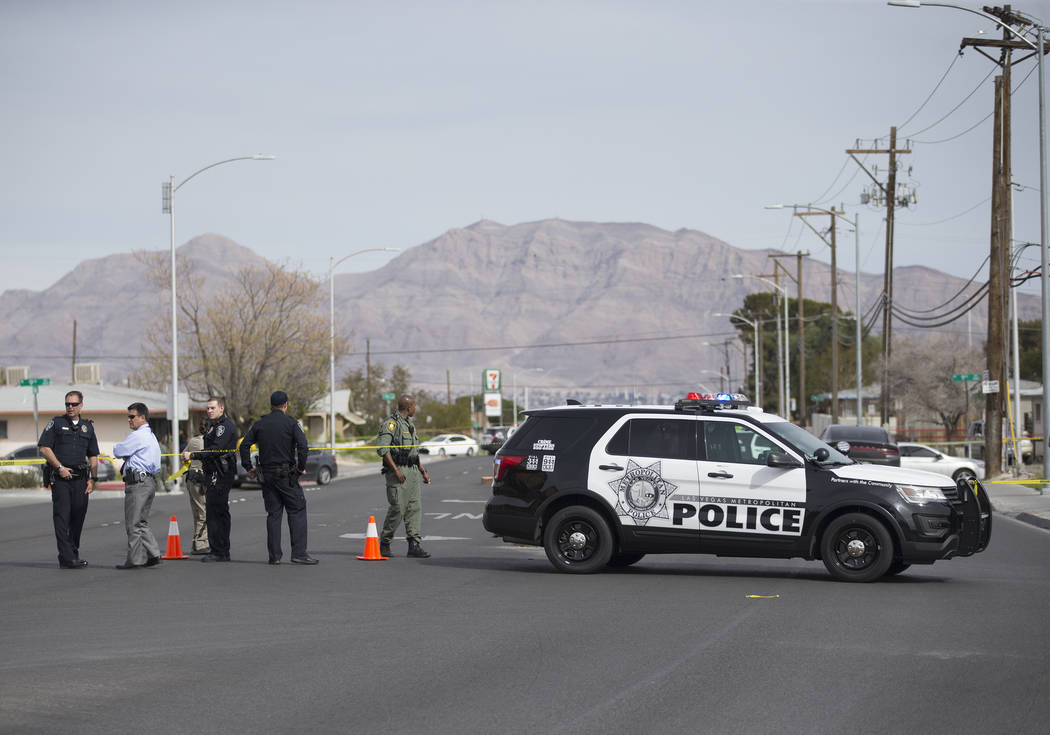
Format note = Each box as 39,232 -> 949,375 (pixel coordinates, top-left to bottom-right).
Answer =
182,397 -> 239,563
182,423 -> 210,554
240,391 -> 318,565
37,390 -> 100,569
376,394 -> 431,558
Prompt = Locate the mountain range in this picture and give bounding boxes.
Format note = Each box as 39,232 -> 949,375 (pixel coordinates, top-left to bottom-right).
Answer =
0,219 -> 1034,402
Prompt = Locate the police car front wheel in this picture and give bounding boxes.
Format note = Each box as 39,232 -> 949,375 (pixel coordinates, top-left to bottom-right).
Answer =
543,506 -> 614,573
820,513 -> 895,583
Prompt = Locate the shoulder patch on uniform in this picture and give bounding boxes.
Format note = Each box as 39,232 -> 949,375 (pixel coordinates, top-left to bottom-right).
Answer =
45,419 -> 54,431
387,420 -> 396,431
216,425 -> 226,437
81,424 -> 89,433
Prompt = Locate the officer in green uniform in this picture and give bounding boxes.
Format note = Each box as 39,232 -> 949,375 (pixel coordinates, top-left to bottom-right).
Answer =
375,395 -> 431,558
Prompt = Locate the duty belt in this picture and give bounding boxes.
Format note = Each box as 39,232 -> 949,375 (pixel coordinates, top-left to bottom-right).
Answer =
124,469 -> 155,484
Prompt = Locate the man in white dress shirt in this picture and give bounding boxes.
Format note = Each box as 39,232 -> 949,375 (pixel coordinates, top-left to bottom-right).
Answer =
113,403 -> 163,570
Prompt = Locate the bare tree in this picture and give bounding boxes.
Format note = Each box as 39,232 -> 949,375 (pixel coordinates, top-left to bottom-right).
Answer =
885,334 -> 979,441
136,254 -> 349,429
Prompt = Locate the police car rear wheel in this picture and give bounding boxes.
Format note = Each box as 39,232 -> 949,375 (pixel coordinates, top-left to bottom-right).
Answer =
316,466 -> 332,485
952,468 -> 976,484
544,506 -> 614,573
820,513 -> 894,582
607,552 -> 645,568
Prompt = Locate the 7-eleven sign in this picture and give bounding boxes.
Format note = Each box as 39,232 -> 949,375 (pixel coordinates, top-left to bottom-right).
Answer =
484,369 -> 501,391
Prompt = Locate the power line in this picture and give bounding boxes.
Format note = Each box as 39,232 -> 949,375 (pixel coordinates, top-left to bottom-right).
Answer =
899,51 -> 964,133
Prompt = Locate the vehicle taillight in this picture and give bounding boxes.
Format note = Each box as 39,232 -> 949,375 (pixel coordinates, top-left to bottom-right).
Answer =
493,455 -> 525,483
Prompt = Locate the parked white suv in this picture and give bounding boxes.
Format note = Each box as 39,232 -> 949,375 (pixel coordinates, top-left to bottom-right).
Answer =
898,442 -> 984,482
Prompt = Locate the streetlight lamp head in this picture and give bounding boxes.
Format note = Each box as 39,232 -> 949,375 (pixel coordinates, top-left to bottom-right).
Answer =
887,1 -> 921,7
251,154 -> 277,160
764,204 -> 786,209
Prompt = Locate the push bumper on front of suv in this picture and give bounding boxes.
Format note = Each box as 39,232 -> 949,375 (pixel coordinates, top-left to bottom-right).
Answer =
897,477 -> 992,563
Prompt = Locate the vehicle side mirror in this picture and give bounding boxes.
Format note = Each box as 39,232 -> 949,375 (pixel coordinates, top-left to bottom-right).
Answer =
767,451 -> 803,468
835,441 -> 851,455
814,447 -> 830,462
933,454 -> 943,461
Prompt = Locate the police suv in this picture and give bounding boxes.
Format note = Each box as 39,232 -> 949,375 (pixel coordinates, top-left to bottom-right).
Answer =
482,394 -> 992,582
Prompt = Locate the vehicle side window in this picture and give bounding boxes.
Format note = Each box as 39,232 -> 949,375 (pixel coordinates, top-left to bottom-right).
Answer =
450,436 -> 464,443
703,421 -> 773,465
605,419 -> 697,461
909,446 -> 938,458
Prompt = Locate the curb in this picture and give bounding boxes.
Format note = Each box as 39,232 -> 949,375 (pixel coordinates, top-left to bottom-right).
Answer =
1012,512 -> 1050,532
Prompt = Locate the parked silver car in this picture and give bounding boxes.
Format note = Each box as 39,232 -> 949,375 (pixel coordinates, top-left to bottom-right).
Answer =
898,442 -> 984,482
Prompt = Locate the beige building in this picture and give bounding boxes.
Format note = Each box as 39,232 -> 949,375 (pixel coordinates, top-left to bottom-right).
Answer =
0,384 -> 205,460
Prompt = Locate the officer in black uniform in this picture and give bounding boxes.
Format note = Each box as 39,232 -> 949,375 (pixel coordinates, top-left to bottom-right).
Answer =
240,391 -> 318,565
184,396 -> 239,563
37,390 -> 99,569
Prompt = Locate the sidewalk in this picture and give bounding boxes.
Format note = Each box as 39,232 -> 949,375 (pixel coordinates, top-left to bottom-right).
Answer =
982,469 -> 1050,532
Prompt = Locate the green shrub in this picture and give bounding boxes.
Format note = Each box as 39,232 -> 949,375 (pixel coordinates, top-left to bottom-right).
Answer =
0,469 -> 42,489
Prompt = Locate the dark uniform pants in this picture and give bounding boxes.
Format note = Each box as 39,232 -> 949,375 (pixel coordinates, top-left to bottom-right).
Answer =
51,475 -> 90,564
205,477 -> 233,557
260,468 -> 308,561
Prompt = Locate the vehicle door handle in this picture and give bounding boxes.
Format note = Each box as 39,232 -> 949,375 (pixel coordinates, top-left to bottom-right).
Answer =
707,471 -> 734,479
599,464 -> 624,471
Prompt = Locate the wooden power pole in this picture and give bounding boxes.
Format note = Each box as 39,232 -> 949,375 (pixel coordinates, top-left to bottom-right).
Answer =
958,4 -> 1038,476
846,129 -> 911,428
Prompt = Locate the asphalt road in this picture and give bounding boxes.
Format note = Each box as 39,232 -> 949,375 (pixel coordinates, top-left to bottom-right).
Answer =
2,455 -> 1048,735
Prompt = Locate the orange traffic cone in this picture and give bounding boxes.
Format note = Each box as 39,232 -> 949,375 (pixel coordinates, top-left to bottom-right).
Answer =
161,515 -> 189,559
356,516 -> 387,560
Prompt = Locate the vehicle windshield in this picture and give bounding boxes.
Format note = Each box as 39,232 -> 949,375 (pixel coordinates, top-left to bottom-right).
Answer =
429,435 -> 449,442
764,421 -> 853,465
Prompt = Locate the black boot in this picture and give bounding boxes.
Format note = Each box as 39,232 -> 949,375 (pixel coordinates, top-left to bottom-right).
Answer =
407,539 -> 430,558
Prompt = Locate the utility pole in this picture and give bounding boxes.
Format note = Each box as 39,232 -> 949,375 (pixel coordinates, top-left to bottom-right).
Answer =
847,129 -> 912,428
795,209 -> 845,423
769,252 -> 809,425
958,4 -> 1036,477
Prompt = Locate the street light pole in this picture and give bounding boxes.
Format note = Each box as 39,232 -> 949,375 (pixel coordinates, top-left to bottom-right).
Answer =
328,248 -> 399,453
888,0 -> 1048,485
717,312 -> 761,402
733,274 -> 790,417
162,154 -> 274,477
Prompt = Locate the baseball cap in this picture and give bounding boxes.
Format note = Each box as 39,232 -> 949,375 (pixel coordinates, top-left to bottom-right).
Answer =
270,390 -> 289,406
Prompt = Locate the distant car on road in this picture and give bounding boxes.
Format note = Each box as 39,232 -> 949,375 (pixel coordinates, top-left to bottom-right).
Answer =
233,447 -> 338,487
898,442 -> 984,483
480,425 -> 516,454
819,424 -> 900,466
419,433 -> 479,457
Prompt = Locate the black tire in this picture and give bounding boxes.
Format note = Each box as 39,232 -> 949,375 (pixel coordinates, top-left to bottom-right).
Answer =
543,506 -> 614,573
820,512 -> 895,582
885,559 -> 911,576
952,468 -> 977,484
466,447 -> 474,456
316,465 -> 332,486
607,552 -> 645,568
438,448 -> 446,457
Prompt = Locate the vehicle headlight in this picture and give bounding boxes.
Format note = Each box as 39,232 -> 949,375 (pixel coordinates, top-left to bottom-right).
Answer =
896,484 -> 947,504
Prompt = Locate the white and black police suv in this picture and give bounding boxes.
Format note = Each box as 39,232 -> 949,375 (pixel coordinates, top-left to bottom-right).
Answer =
482,393 -> 991,582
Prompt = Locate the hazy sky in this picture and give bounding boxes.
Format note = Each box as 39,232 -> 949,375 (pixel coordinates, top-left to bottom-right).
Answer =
2,0 -> 1047,299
